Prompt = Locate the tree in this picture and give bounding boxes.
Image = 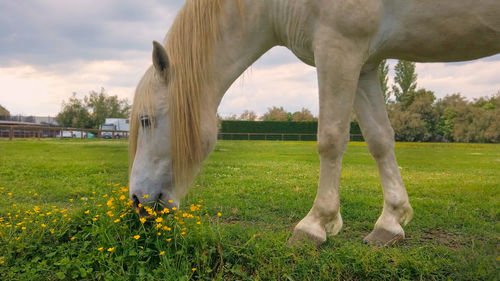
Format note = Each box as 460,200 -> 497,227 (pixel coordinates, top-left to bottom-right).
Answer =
56,93 -> 92,128
56,89 -> 130,129
378,59 -> 390,103
392,60 -> 417,106
0,104 -> 10,120
84,88 -> 130,128
388,102 -> 430,141
292,108 -> 316,121
261,106 -> 290,121
239,110 -> 258,121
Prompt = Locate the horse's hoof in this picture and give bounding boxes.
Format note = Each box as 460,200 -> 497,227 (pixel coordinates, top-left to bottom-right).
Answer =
288,223 -> 326,246
363,228 -> 404,246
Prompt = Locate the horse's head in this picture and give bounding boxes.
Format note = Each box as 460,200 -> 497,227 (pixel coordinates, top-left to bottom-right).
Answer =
129,41 -> 216,215
128,42 -> 179,214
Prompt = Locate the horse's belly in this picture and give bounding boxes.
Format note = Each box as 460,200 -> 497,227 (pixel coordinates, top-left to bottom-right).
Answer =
380,0 -> 500,62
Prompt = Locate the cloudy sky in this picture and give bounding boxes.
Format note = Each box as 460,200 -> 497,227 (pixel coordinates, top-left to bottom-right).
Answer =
1,0 -> 499,118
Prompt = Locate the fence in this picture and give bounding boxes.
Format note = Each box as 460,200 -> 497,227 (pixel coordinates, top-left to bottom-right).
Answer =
217,132 -> 364,141
0,125 -> 129,140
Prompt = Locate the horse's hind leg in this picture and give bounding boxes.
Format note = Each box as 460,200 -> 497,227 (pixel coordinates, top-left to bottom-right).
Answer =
354,65 -> 413,246
289,40 -> 365,246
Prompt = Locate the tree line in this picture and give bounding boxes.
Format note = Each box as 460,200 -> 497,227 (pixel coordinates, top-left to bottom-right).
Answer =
380,60 -> 499,143
1,60 -> 498,143
221,60 -> 499,143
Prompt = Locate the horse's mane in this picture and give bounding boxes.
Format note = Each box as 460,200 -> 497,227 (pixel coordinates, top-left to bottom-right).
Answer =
130,0 -> 240,193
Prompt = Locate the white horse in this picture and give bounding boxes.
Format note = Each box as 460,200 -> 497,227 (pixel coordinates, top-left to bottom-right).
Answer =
129,0 -> 499,246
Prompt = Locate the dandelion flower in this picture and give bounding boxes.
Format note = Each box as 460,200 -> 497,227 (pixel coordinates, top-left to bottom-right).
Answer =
217,212 -> 222,217
119,195 -> 126,200
140,218 -> 147,224
134,235 -> 141,240
159,251 -> 165,256
142,194 -> 149,199
168,200 -> 173,204
71,237 -> 76,241
192,268 -> 196,272
107,247 -> 114,252
7,193 -> 12,196
157,232 -> 162,236
197,221 -> 201,225
21,226 -> 26,230
98,247 -> 103,251
181,231 -> 186,235
156,217 -> 163,223
50,229 -> 55,234
69,199 -> 73,202
172,207 -> 177,211
41,224 -> 46,228
84,210 -> 90,214
114,219 -> 120,223
166,238 -> 172,242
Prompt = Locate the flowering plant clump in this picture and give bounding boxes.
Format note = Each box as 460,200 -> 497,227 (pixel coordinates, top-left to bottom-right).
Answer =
0,184 -> 223,279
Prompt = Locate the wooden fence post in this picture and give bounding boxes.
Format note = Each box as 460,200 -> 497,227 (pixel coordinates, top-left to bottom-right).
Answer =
9,126 -> 13,141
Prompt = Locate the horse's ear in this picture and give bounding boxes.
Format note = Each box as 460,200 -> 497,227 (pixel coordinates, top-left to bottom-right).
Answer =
152,41 -> 169,74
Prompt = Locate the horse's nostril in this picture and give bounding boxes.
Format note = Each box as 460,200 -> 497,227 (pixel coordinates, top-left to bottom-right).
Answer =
132,194 -> 140,208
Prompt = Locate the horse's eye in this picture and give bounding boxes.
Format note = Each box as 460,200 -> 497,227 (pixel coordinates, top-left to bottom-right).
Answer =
140,115 -> 151,128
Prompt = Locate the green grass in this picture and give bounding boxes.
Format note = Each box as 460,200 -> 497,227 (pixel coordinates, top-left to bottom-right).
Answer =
0,139 -> 499,280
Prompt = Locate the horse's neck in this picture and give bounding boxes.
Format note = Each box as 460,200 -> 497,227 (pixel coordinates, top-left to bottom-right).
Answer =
205,1 -> 278,112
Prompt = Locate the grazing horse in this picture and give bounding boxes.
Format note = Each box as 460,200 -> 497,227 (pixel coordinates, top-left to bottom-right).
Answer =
129,0 -> 499,246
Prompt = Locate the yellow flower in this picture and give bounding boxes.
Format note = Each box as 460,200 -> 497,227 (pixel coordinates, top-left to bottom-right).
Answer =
217,212 -> 222,217
7,193 -> 12,196
71,237 -> 76,241
84,210 -> 90,214
41,224 -> 46,228
166,238 -> 172,242
190,205 -> 197,212
21,226 -> 26,230
69,199 -> 73,202
172,207 -> 177,211
98,247 -> 103,251
155,217 -> 163,223
114,219 -> 120,223
119,195 -> 126,200
157,232 -> 162,236
106,199 -> 114,208
140,218 -> 147,224
159,251 -> 165,256
50,229 -> 55,234
134,235 -> 140,240
197,221 -> 201,225
106,211 -> 114,217
142,194 -> 149,199
107,247 -> 114,252
168,200 -> 173,204
192,268 -> 196,272
181,231 -> 186,235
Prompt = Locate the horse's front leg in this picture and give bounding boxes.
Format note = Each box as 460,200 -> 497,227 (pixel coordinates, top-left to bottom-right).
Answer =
289,40 -> 365,246
354,66 -> 413,246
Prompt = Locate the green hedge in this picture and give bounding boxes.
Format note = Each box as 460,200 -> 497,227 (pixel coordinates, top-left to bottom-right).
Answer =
219,121 -> 363,141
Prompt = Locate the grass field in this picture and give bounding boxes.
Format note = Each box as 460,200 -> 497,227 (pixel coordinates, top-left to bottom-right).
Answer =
0,139 -> 499,280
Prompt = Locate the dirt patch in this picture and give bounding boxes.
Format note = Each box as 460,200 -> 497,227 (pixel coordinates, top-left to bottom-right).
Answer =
410,229 -> 478,249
